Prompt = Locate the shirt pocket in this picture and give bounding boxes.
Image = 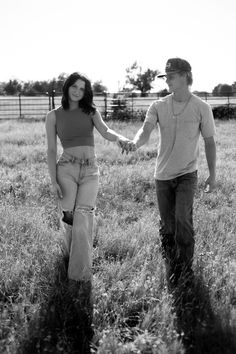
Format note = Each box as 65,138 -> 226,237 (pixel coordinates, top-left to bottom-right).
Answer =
181,121 -> 199,140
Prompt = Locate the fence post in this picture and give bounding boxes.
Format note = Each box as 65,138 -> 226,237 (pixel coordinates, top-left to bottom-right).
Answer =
104,91 -> 107,120
227,93 -> 230,119
18,93 -> 22,118
52,90 -> 55,109
131,93 -> 134,119
46,92 -> 51,111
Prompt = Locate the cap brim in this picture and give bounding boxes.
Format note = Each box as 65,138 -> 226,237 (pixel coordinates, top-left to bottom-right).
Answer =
157,70 -> 182,78
157,73 -> 166,78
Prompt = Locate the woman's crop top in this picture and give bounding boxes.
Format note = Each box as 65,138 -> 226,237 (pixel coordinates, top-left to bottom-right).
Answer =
55,106 -> 95,148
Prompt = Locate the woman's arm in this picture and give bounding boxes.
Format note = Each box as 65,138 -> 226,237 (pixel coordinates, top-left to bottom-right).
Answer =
45,111 -> 62,199
92,110 -> 130,143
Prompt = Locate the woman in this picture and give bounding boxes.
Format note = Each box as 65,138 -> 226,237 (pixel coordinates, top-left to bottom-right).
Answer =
46,72 -> 129,286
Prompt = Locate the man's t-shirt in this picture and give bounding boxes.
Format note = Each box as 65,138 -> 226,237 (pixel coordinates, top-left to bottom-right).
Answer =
144,94 -> 216,180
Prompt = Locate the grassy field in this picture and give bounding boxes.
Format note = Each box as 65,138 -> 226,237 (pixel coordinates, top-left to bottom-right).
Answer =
0,119 -> 236,353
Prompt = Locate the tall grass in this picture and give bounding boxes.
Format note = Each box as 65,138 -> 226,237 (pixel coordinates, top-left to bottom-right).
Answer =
0,119 -> 236,353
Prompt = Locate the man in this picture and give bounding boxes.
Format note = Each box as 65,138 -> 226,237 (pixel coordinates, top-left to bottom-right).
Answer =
124,57 -> 216,286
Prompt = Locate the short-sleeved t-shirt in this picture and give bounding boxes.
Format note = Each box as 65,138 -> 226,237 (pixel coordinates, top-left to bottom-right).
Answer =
144,93 -> 216,180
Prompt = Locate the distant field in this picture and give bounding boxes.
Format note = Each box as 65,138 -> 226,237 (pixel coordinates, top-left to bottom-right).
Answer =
0,119 -> 236,353
0,95 -> 236,119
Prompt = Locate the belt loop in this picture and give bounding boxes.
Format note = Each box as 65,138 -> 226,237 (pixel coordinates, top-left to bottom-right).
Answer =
64,154 -> 95,166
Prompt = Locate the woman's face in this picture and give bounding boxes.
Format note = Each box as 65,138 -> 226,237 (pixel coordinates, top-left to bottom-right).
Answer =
68,79 -> 85,102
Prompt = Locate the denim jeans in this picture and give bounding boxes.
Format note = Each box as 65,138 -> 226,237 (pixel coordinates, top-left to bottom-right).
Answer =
155,171 -> 198,270
56,151 -> 99,281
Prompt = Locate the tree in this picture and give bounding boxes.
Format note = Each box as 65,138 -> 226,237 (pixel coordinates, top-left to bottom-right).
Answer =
55,73 -> 68,92
32,80 -> 49,94
125,62 -> 159,96
220,84 -> 233,96
4,79 -> 22,95
212,83 -> 233,96
92,80 -> 107,94
0,82 -> 5,95
22,81 -> 36,96
21,80 -> 49,95
212,84 -> 220,96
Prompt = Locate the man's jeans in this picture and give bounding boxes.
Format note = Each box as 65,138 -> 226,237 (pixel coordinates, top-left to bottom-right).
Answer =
57,151 -> 99,282
155,171 -> 198,271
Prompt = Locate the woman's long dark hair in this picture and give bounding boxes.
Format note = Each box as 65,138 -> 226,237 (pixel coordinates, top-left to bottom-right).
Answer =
61,72 -> 96,114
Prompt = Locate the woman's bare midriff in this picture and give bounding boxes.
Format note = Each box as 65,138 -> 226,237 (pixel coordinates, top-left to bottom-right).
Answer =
64,146 -> 96,159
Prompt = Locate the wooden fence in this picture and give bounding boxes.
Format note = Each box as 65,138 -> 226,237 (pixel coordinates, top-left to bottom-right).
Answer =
0,92 -> 236,120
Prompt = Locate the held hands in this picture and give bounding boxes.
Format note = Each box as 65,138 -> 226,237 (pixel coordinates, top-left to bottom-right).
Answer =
117,137 -> 137,154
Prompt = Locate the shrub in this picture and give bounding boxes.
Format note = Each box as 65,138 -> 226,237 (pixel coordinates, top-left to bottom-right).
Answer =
108,107 -> 146,122
106,93 -> 146,122
136,109 -> 146,121
212,105 -> 236,120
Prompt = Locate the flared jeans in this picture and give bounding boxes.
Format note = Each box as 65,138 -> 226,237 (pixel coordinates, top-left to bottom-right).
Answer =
56,151 -> 99,281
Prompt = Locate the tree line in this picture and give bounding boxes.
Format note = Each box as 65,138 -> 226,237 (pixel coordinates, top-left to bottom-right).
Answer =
0,63 -> 235,96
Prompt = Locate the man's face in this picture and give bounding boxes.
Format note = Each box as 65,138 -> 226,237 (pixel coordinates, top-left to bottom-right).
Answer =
165,72 -> 186,92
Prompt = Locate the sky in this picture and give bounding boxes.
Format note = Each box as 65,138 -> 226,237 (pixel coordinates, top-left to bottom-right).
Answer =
0,0 -> 235,93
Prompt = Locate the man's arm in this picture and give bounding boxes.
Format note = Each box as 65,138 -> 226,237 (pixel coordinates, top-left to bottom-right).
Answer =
121,122 -> 155,153
120,122 -> 155,154
133,122 -> 155,148
204,136 -> 216,192
121,101 -> 158,153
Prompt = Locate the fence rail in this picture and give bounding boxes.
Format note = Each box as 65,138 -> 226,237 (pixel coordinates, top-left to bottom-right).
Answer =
0,92 -> 236,120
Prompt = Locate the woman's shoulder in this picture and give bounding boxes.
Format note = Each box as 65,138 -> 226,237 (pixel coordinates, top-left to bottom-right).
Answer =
48,106 -> 63,116
46,108 -> 60,123
91,107 -> 102,120
92,107 -> 100,115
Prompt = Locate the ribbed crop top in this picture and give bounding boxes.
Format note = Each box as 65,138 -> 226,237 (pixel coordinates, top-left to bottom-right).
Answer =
55,106 -> 95,148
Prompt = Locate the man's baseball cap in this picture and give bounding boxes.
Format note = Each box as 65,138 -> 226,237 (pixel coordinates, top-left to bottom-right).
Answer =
157,58 -> 192,78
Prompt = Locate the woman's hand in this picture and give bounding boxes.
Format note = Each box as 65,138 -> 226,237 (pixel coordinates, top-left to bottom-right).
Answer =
116,136 -> 129,150
117,138 -> 137,154
52,182 -> 63,199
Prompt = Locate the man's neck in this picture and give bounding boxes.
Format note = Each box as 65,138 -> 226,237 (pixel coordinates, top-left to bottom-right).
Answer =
173,87 -> 191,102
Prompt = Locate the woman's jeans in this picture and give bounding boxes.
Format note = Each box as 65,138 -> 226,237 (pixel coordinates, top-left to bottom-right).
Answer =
56,151 -> 99,282
155,171 -> 198,272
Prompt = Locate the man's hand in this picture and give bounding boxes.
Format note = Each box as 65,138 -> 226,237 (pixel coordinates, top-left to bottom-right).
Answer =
52,182 -> 63,199
204,175 -> 216,193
